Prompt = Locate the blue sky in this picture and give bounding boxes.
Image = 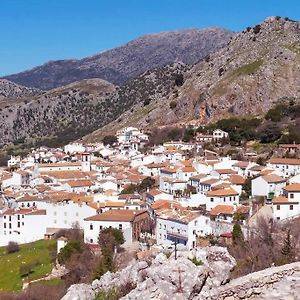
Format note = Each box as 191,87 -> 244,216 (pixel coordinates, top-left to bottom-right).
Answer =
0,0 -> 299,76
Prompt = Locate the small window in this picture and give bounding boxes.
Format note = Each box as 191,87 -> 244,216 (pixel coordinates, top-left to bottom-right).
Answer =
90,224 -> 93,230
119,224 -> 122,230
290,194 -> 294,199
276,205 -> 280,210
210,198 -> 214,202
290,205 -> 293,210
17,222 -> 20,228
99,225 -> 103,230
4,223 -> 6,229
90,239 -> 93,243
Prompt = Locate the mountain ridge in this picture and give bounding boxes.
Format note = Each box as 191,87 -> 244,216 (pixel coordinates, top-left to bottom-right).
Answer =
3,28 -> 234,90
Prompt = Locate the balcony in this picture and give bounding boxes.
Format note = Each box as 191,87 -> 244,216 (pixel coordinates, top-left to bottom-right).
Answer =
166,230 -> 188,241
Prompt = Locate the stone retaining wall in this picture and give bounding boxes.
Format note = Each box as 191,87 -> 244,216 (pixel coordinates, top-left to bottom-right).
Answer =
199,261 -> 300,300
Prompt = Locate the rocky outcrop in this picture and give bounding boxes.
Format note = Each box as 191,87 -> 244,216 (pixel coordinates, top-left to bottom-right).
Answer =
61,246 -> 236,300
4,28 -> 234,90
197,261 -> 300,300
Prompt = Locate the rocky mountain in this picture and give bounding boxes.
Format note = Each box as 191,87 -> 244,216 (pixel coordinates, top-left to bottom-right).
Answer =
86,17 -> 300,137
0,79 -> 40,100
3,28 -> 234,90
0,63 -> 187,147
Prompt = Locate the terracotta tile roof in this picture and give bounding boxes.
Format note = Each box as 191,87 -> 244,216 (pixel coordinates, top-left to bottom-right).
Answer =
233,161 -> 250,168
283,184 -> 300,192
39,162 -> 81,167
272,196 -> 290,203
66,180 -> 94,187
104,201 -> 126,207
214,169 -> 237,175
84,209 -> 147,222
145,163 -> 166,169
259,169 -> 274,176
227,175 -> 246,185
160,167 -> 177,173
201,178 -> 219,185
190,174 -> 207,181
207,187 -> 238,196
210,205 -> 235,216
249,165 -> 264,171
181,166 -> 196,173
156,208 -> 200,223
269,158 -> 300,165
261,174 -> 285,183
236,205 -> 250,214
151,200 -> 182,211
41,170 -> 89,180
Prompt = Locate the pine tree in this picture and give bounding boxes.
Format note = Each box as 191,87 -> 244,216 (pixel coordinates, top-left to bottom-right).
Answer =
232,223 -> 243,243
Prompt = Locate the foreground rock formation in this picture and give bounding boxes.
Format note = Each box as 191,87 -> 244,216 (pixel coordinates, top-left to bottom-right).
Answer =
61,246 -> 300,300
61,246 -> 236,300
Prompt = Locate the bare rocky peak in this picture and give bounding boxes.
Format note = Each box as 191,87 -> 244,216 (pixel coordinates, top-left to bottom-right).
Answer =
0,79 -> 40,100
3,28 -> 234,90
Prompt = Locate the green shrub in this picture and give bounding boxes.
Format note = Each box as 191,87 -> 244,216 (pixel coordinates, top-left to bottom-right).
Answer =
188,257 -> 203,266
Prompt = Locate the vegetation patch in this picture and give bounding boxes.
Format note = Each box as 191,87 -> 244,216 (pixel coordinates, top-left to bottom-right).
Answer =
0,239 -> 56,292
231,59 -> 264,77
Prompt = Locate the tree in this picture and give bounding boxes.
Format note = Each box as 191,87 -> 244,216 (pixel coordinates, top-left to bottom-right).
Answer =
57,240 -> 83,264
120,184 -> 137,194
138,177 -> 155,192
6,241 -> 19,254
281,229 -> 294,259
94,228 -> 125,279
232,223 -> 243,243
174,74 -> 184,86
102,135 -> 118,146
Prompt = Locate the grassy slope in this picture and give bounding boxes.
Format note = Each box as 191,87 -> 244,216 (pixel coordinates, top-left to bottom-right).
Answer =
0,239 -> 56,292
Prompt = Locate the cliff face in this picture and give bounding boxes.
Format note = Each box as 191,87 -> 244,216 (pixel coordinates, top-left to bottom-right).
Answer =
3,28 -> 234,90
93,17 -> 300,135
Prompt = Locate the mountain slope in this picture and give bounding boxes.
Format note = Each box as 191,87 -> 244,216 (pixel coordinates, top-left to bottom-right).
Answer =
88,17 -> 300,135
0,63 -> 188,147
3,28 -> 234,90
0,79 -> 40,100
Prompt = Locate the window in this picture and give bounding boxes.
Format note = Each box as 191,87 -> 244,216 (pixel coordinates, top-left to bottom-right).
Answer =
17,215 -> 20,220
90,239 -> 93,243
119,224 -> 122,230
9,223 -> 11,229
276,205 -> 280,210
4,223 -> 6,229
290,205 -> 293,210
210,198 -> 214,202
164,225 -> 166,229
99,225 -> 103,230
17,222 -> 20,228
22,222 -> 24,226
290,194 -> 294,199
90,224 -> 93,230
277,217 -> 280,220
9,216 -> 11,222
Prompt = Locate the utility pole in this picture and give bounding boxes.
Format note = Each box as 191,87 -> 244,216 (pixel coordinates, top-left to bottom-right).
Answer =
174,239 -> 178,260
